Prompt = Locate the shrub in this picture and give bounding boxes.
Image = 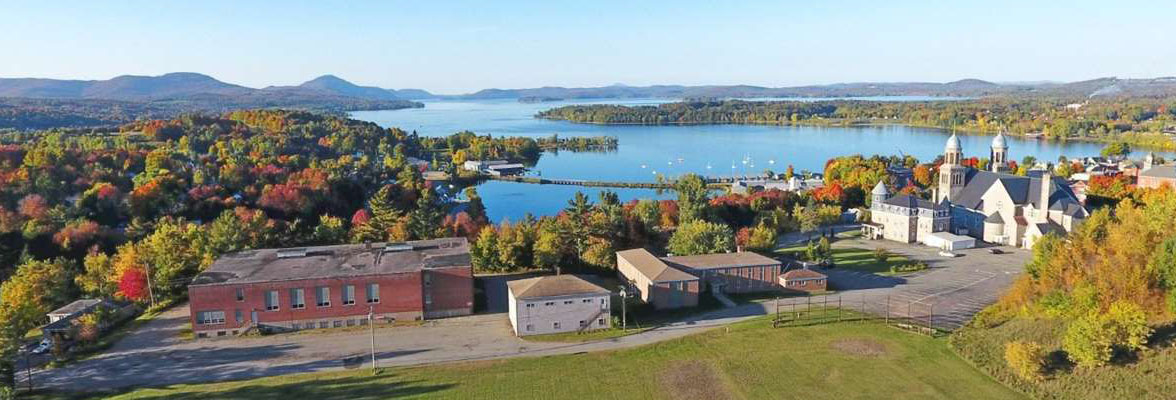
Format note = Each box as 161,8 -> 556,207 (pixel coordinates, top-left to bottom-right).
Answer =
1104,300 -> 1151,351
873,247 -> 890,263
1004,340 -> 1047,382
889,262 -> 927,274
1062,311 -> 1112,368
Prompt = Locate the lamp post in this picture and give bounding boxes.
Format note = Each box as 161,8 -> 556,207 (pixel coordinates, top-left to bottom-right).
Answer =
618,288 -> 627,331
368,305 -> 377,373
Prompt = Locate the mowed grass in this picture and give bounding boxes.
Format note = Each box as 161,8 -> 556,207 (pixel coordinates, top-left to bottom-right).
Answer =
776,245 -> 911,275
72,316 -> 1020,400
951,317 -> 1176,400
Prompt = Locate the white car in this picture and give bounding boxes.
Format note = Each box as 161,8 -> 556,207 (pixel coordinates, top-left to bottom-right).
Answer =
938,251 -> 959,258
30,338 -> 51,354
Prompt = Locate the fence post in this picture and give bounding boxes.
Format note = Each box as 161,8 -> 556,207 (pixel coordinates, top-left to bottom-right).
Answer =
907,301 -> 912,325
860,296 -> 865,322
823,295 -> 828,322
927,304 -> 934,336
837,296 -> 842,322
885,295 -> 890,325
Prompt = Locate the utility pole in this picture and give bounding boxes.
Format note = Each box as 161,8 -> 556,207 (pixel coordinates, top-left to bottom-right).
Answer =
368,305 -> 377,373
145,263 -> 157,309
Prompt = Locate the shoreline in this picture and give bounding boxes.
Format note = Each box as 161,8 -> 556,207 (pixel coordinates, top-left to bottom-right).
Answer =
536,117 -> 1176,152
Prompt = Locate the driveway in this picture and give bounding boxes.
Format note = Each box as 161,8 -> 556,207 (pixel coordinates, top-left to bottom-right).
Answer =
29,240 -> 1028,393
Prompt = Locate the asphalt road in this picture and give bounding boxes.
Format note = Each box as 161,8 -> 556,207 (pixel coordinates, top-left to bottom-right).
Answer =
28,235 -> 1028,393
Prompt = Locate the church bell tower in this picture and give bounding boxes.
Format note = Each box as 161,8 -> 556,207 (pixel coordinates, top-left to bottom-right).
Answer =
938,133 -> 967,203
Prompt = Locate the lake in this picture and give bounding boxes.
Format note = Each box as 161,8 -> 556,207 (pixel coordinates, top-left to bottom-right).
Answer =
352,99 -> 1146,222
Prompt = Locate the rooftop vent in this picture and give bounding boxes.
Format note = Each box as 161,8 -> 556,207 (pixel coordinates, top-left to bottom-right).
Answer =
276,248 -> 308,259
384,243 -> 414,253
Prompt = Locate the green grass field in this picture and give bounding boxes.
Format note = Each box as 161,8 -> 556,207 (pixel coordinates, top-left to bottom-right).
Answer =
54,316 -> 1021,400
776,244 -> 912,275
951,317 -> 1176,400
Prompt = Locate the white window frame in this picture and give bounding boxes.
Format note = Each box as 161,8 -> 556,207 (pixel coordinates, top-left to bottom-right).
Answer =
343,285 -> 356,306
366,283 -> 380,304
290,288 -> 306,309
316,286 -> 331,307
265,290 -> 280,311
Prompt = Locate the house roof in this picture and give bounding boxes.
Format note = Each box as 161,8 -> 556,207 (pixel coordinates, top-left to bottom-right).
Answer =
1034,222 -> 1066,236
508,275 -> 609,299
1141,165 -> 1176,179
663,252 -> 781,270
953,170 -> 1083,214
48,299 -> 112,316
616,248 -> 699,283
781,268 -> 826,280
190,238 -> 470,287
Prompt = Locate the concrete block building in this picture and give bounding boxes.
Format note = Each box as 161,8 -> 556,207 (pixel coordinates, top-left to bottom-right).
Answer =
187,238 -> 473,338
507,275 -> 611,336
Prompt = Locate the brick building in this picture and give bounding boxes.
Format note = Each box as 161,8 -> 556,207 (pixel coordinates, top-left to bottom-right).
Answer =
778,268 -> 828,293
187,238 -> 473,338
616,248 -> 783,310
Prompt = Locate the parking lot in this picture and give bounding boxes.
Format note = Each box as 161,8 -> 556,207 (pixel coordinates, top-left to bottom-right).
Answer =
809,237 -> 1029,330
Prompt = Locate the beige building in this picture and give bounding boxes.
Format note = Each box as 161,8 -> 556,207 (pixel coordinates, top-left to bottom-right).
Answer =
873,133 -> 1088,249
507,275 -> 611,337
616,249 -> 700,310
867,181 -> 951,244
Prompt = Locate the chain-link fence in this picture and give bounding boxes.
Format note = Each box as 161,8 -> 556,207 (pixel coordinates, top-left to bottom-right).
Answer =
770,295 -> 938,336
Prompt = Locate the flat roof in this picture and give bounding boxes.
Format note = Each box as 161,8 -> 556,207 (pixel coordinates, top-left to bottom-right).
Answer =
663,252 -> 781,270
508,275 -> 610,299
190,237 -> 470,287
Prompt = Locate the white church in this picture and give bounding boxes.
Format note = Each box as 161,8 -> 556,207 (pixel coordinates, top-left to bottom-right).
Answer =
867,133 -> 1088,249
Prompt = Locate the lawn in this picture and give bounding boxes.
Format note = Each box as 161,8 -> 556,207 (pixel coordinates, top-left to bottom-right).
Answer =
951,316 -> 1176,400
522,326 -> 653,343
776,244 -> 913,275
54,316 -> 1021,400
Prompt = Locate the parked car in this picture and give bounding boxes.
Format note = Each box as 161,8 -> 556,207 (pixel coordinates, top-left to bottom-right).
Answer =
938,251 -> 960,258
988,248 -> 1004,255
30,338 -> 51,354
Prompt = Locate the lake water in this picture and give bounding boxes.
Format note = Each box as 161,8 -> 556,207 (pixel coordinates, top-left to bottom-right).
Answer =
352,99 -> 1148,222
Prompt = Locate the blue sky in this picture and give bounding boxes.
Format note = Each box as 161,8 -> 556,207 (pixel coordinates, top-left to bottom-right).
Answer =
1,1 -> 1172,94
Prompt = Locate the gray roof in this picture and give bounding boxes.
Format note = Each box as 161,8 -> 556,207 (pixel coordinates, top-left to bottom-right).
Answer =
663,252 -> 781,270
190,238 -> 471,286
508,275 -> 609,299
882,194 -> 945,210
952,170 -> 1083,214
1034,222 -> 1066,236
616,248 -> 699,283
945,133 -> 962,151
991,132 -> 1008,148
1141,165 -> 1176,179
48,299 -> 111,316
984,212 -> 1004,224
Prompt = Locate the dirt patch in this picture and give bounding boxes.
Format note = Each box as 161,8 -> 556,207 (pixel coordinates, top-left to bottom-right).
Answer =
830,338 -> 889,357
657,360 -> 732,400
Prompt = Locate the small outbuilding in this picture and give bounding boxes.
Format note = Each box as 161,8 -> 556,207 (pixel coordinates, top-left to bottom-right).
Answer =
507,275 -> 611,337
922,231 -> 976,251
778,269 -> 828,293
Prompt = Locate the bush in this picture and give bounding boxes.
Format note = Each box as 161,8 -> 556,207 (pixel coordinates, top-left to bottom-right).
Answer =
889,262 -> 927,274
1059,301 -> 1152,369
1004,340 -> 1047,382
873,247 -> 890,263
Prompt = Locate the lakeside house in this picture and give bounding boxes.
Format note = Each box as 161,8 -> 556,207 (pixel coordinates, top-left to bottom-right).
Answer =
506,275 -> 611,336
462,160 -> 526,176
186,238 -> 474,339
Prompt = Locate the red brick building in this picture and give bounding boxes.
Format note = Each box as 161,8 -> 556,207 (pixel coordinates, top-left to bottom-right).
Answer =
779,268 -> 828,293
187,238 -> 473,338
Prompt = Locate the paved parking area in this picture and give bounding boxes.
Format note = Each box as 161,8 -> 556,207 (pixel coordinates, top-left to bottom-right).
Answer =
801,237 -> 1028,330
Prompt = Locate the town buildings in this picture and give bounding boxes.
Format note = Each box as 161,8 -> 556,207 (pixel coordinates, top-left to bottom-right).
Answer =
1136,153 -> 1176,189
616,248 -> 782,309
869,133 -> 1088,249
507,275 -> 611,336
187,238 -> 474,338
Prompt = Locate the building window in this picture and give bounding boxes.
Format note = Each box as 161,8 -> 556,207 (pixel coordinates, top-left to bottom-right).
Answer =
333,320 -> 343,328
526,324 -> 534,331
346,319 -> 355,327
579,320 -> 587,327
582,299 -> 592,304
235,288 -> 245,302
424,273 -> 431,287
290,288 -> 306,309
343,285 -> 356,305
316,286 -> 331,307
424,291 -> 432,305
196,311 -> 225,325
319,321 -> 329,329
265,290 -> 279,311
599,318 -> 606,326
235,309 -> 243,324
553,322 -> 561,330
563,300 -> 574,305
366,283 -> 380,304
544,301 -> 555,306
526,303 -> 536,308
292,323 -> 301,330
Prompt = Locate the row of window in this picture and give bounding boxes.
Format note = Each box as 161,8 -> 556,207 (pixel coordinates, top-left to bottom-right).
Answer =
236,283 -> 380,312
524,318 -> 607,332
524,298 -> 606,308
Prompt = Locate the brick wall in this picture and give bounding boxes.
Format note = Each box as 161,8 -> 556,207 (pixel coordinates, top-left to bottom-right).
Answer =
423,266 -> 474,318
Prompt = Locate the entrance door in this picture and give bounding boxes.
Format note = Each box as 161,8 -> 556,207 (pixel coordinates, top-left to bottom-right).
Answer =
250,310 -> 259,327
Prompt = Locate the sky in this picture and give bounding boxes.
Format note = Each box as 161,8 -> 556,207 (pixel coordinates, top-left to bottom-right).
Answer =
1,1 -> 1173,94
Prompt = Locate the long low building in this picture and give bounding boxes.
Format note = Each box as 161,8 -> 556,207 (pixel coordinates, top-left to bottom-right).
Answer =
187,238 -> 474,338
616,248 -> 783,310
